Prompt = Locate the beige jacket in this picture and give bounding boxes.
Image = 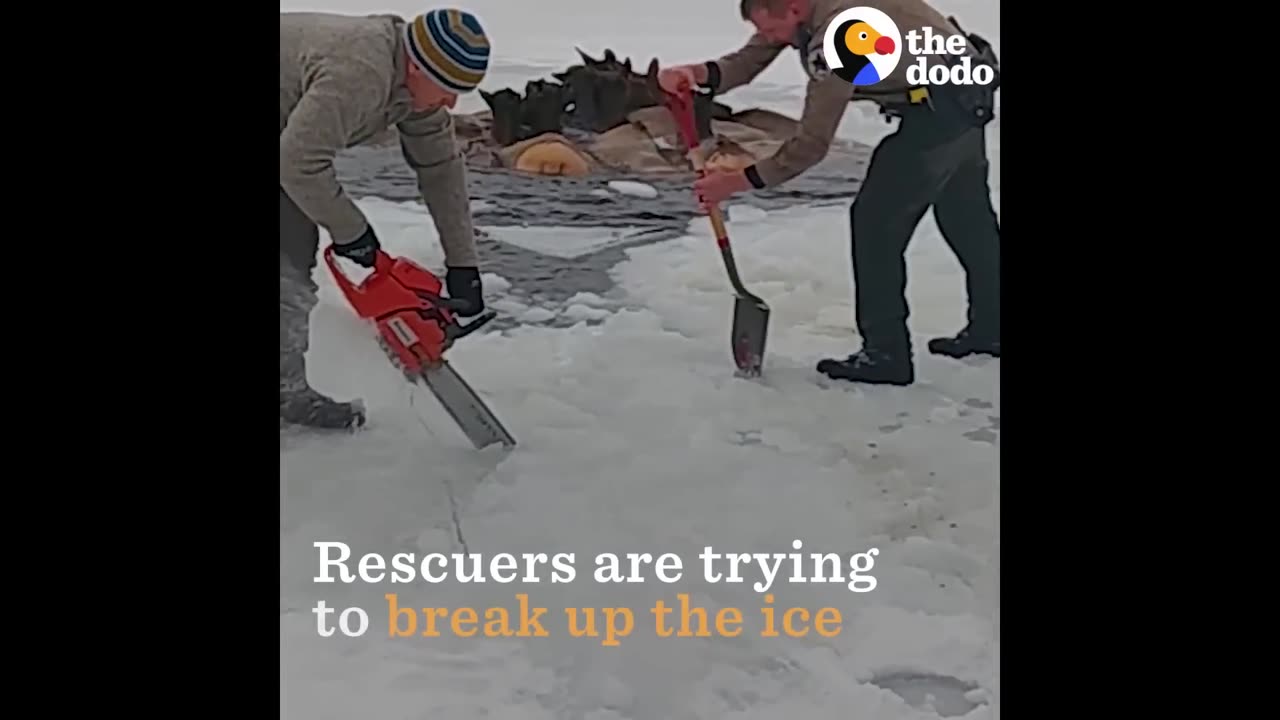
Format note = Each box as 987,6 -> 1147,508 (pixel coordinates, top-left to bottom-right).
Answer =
712,0 -> 962,187
280,12 -> 479,267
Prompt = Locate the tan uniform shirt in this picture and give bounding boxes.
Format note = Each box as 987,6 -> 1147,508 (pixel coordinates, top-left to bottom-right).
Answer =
712,0 -> 961,187
280,12 -> 479,267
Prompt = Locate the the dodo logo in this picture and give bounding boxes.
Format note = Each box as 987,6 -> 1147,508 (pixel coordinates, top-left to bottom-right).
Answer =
822,6 -> 902,87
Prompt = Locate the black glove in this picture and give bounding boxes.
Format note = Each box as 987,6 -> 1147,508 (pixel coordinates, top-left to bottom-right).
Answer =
445,267 -> 484,317
333,225 -> 380,268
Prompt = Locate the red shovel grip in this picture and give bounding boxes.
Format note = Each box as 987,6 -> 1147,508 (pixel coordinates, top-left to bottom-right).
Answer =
663,85 -> 701,153
663,86 -> 734,250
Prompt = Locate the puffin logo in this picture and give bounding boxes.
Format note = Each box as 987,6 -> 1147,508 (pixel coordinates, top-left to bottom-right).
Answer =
822,7 -> 902,87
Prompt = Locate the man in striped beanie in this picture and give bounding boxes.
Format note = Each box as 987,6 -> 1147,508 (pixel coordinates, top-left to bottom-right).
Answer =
280,9 -> 492,431
402,9 -> 491,103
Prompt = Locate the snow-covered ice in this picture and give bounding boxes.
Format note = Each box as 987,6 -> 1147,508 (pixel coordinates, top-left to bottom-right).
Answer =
727,204 -> 770,224
481,224 -> 653,260
285,198 -> 999,720
281,1 -> 1001,718
607,180 -> 660,199
517,305 -> 558,324
565,292 -> 611,308
561,303 -> 613,322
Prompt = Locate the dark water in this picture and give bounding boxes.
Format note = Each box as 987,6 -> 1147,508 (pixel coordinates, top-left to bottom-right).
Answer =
335,142 -> 871,311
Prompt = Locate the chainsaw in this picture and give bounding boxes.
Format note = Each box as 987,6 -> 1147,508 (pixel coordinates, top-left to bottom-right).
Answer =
323,245 -> 517,451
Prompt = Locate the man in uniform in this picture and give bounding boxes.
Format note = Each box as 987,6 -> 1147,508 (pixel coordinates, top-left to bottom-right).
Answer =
656,0 -> 1001,386
281,9 -> 491,429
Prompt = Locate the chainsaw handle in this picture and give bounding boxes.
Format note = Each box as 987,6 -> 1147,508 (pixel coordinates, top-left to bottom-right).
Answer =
322,246 -> 394,291
435,296 -> 477,313
324,244 -> 480,316
446,310 -> 497,342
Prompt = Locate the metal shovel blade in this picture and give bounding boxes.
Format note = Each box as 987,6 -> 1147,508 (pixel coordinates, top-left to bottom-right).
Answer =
731,295 -> 770,377
711,212 -> 771,377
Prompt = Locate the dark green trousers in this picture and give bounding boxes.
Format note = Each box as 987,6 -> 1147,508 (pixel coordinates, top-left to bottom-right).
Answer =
280,187 -> 320,394
280,186 -> 319,281
849,96 -> 1001,354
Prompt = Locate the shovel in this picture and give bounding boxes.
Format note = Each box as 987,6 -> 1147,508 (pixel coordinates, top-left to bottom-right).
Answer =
663,86 -> 771,377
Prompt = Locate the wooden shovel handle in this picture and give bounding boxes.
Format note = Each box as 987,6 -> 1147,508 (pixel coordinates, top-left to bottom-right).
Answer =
687,147 -> 731,246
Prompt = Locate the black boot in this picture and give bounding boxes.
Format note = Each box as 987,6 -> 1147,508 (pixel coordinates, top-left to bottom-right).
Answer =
816,347 -> 915,386
927,326 -> 1000,359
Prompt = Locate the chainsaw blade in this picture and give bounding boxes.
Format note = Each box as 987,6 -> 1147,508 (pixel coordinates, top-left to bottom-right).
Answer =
416,361 -> 517,451
375,337 -> 516,451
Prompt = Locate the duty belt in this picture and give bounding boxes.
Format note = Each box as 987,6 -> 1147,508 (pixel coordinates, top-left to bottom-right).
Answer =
856,85 -> 932,107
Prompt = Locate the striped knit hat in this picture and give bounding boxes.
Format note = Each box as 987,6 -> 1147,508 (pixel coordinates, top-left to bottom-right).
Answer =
404,9 -> 491,93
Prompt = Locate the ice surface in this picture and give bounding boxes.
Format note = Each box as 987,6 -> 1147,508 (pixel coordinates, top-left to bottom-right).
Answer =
565,292 -> 610,308
282,1 -> 1001,717
727,204 -> 769,224
518,306 -> 558,324
481,225 -> 653,260
561,303 -> 613,323
482,272 -> 512,293
607,181 -> 660,199
286,200 -> 999,720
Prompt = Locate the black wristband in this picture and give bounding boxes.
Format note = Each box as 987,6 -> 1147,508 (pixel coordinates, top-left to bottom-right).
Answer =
701,61 -> 721,93
744,164 -> 766,189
